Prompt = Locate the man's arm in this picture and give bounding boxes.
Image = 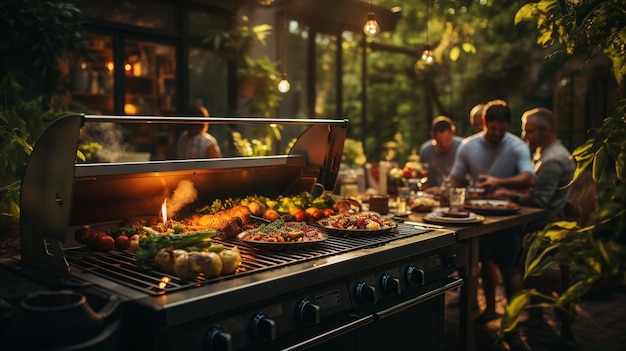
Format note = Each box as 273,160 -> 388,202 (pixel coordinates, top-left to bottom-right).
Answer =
477,172 -> 535,190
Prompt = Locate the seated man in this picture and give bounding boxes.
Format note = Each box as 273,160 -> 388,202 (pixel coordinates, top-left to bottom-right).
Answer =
490,107 -> 576,231
489,107 -> 576,323
449,100 -> 536,323
419,116 -> 463,191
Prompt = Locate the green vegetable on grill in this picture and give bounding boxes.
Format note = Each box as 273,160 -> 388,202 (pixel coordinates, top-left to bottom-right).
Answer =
135,227 -> 219,269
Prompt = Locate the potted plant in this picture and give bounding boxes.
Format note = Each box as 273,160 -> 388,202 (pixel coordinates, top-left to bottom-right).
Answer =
500,0 -> 626,343
236,56 -> 281,117
203,15 -> 282,117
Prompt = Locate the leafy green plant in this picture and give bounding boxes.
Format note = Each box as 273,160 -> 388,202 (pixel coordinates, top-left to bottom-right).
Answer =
514,0 -> 625,84
202,15 -> 281,117
0,74 -> 67,218
500,0 -> 626,340
0,0 -> 86,219
203,17 -> 272,60
0,0 -> 86,100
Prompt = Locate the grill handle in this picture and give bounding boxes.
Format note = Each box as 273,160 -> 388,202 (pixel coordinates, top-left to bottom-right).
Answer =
375,277 -> 463,320
280,314 -> 374,351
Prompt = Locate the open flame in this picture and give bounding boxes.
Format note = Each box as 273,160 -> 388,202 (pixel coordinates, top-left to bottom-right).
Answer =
161,198 -> 168,223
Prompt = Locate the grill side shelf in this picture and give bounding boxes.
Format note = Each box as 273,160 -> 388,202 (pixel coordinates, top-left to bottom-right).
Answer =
65,223 -> 431,296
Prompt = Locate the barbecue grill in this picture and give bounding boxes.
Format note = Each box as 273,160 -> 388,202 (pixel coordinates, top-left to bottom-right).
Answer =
0,115 -> 461,351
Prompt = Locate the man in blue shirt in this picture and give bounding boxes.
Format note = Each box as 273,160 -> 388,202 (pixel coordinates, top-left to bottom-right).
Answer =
449,100 -> 536,323
419,116 -> 463,190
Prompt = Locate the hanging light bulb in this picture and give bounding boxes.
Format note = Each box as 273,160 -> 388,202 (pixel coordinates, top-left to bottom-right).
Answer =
421,45 -> 434,65
278,7 -> 290,94
363,12 -> 380,36
278,73 -> 291,93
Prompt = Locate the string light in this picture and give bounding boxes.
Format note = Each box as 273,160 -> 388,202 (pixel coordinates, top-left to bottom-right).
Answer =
278,73 -> 291,93
278,6 -> 290,93
363,12 -> 380,37
421,45 -> 434,64
421,0 -> 434,65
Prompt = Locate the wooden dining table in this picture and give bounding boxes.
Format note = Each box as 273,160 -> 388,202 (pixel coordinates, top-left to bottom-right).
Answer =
400,206 -> 547,351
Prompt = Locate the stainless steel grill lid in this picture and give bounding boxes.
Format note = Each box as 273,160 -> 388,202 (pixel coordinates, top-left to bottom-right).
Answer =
19,114 -> 348,277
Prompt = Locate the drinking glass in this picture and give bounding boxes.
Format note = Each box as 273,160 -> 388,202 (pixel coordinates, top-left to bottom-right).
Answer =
449,188 -> 466,211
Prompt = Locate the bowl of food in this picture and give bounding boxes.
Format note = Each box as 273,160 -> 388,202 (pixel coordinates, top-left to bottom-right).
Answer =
408,197 -> 438,213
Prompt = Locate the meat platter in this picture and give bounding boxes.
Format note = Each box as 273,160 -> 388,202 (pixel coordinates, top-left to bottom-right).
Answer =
463,199 -> 521,215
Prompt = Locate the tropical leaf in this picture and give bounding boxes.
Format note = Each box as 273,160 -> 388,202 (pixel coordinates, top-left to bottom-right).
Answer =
501,290 -> 530,333
592,144 -> 607,182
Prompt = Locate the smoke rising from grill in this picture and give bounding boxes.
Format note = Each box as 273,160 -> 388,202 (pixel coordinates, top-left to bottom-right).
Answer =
167,180 -> 198,217
81,122 -> 131,162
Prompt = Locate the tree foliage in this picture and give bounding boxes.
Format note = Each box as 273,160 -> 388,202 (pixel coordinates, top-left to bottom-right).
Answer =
500,0 -> 626,342
515,0 -> 625,84
349,0 -> 549,163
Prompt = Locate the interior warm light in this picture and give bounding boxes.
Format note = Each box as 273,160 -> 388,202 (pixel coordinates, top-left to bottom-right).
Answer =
363,12 -> 380,36
124,63 -> 132,72
124,103 -> 137,115
258,0 -> 274,5
106,61 -> 114,72
161,198 -> 168,223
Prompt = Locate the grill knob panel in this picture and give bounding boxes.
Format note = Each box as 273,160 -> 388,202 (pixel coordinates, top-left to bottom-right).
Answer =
444,252 -> 457,268
355,281 -> 377,305
380,273 -> 401,295
296,299 -> 320,325
406,265 -> 425,287
251,313 -> 276,341
204,327 -> 232,351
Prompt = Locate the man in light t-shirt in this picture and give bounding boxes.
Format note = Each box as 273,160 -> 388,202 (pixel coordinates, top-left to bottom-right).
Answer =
419,116 -> 463,190
449,99 -> 536,324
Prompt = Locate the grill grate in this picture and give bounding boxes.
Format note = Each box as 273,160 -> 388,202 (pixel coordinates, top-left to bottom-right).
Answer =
64,223 -> 431,295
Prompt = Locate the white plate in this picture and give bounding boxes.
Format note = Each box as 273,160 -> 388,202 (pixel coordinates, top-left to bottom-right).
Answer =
423,211 -> 485,225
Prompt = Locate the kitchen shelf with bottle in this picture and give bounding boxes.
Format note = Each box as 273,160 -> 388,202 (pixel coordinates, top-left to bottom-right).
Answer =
69,33 -> 176,117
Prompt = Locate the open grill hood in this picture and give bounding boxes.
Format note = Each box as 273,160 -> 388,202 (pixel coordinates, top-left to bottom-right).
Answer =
19,115 -> 348,278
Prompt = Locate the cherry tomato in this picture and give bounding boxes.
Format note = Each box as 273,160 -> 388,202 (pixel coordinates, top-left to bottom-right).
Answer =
86,230 -> 106,249
293,210 -> 307,222
322,208 -> 335,217
114,235 -> 130,250
96,235 -> 115,252
312,209 -> 324,219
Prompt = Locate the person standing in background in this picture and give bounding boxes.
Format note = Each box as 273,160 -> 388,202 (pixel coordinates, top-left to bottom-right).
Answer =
177,105 -> 222,159
449,99 -> 536,323
469,103 -> 485,134
419,116 -> 463,192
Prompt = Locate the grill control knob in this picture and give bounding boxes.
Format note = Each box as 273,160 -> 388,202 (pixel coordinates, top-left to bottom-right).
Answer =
444,253 -> 458,268
355,281 -> 377,305
204,327 -> 232,351
406,265 -> 425,287
380,273 -> 401,295
251,313 -> 276,342
296,299 -> 321,325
